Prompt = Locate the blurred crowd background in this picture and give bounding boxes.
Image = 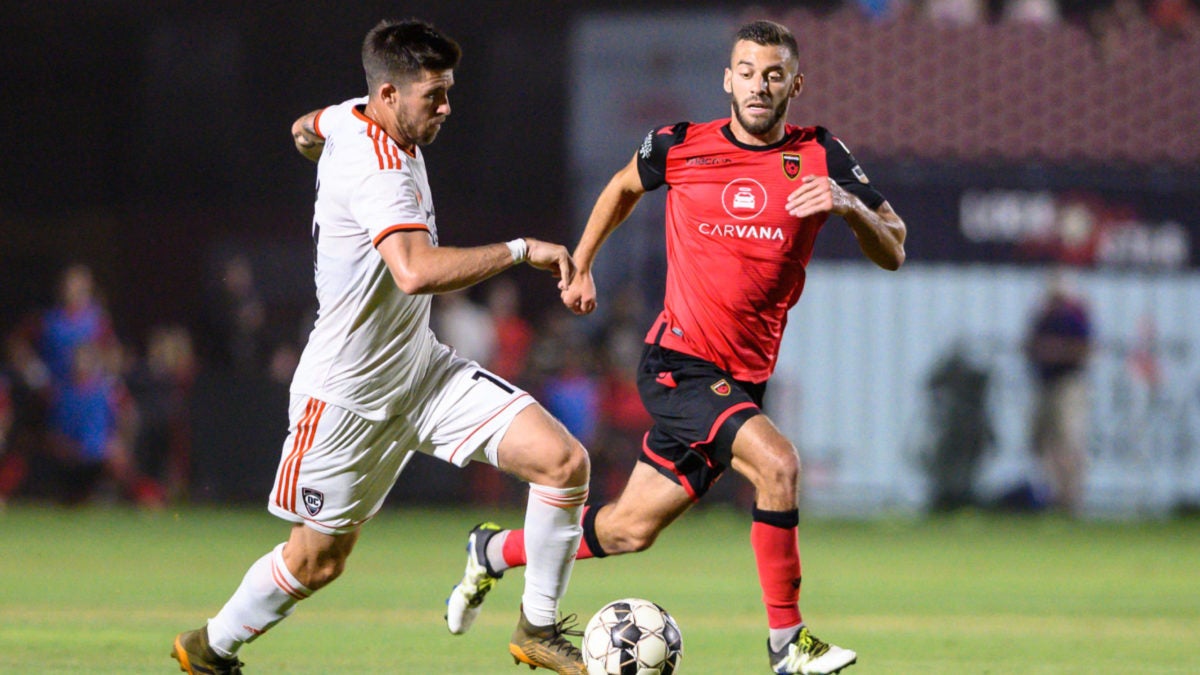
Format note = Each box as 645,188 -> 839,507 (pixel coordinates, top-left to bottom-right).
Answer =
2,0 -> 1198,516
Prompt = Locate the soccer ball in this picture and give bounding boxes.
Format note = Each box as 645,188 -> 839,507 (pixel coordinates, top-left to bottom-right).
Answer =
582,598 -> 683,675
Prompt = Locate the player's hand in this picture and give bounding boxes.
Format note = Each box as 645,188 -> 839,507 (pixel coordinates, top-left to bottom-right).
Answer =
561,267 -> 597,315
524,238 -> 577,290
785,175 -> 852,218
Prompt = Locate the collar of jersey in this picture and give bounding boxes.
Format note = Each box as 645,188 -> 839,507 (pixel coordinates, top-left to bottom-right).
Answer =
720,123 -> 800,152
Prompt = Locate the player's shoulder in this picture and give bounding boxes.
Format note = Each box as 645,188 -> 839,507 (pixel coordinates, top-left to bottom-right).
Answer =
641,118 -> 731,156
316,96 -> 371,139
806,126 -> 858,156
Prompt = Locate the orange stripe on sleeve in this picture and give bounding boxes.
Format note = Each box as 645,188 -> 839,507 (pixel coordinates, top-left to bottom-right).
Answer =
313,107 -> 327,140
372,224 -> 429,248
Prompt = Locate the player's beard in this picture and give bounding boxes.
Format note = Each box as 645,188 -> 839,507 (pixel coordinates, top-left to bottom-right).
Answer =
398,115 -> 445,147
731,94 -> 788,136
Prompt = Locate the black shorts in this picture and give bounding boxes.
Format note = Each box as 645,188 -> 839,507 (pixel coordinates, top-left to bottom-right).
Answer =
635,344 -> 765,500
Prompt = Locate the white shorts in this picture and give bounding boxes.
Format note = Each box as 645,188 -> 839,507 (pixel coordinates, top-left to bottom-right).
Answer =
268,347 -> 535,534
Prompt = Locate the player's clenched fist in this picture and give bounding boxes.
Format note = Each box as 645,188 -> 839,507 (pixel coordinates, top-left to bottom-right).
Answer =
560,269 -> 597,316
785,175 -> 852,219
523,237 -> 576,290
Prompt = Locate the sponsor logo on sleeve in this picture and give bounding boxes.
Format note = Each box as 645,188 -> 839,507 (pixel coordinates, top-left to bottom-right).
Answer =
640,130 -> 655,159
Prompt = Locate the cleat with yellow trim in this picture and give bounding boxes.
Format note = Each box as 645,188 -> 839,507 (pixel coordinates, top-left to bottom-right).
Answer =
445,521 -> 505,635
508,609 -> 586,674
769,626 -> 857,674
171,627 -> 244,675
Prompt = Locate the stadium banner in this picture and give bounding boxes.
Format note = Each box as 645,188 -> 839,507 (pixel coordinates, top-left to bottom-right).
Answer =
818,163 -> 1200,270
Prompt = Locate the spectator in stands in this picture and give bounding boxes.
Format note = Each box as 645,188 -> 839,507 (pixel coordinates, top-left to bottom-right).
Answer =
1001,0 -> 1062,25
199,253 -> 267,373
126,325 -> 196,501
852,0 -> 914,21
1024,269 -> 1092,516
484,277 -> 534,386
1147,0 -> 1200,41
528,311 -> 601,449
593,289 -> 654,502
38,264 -> 117,386
924,0 -> 989,25
45,341 -> 165,507
432,289 -> 497,365
0,328 -> 51,506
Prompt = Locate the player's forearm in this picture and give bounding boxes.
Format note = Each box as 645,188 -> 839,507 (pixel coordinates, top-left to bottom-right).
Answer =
574,175 -> 643,273
845,200 -> 906,271
292,110 -> 325,163
390,243 -> 519,295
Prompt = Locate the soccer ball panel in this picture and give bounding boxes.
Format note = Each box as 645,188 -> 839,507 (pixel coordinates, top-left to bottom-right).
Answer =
582,598 -> 683,675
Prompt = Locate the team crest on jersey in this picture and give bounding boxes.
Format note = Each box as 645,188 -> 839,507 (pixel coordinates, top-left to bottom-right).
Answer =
782,153 -> 802,180
301,487 -> 325,516
710,379 -> 732,396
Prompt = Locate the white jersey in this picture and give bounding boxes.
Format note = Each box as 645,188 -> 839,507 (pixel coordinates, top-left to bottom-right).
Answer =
290,97 -> 440,420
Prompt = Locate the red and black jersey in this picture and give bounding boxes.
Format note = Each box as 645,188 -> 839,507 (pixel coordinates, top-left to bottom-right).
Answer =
636,118 -> 886,383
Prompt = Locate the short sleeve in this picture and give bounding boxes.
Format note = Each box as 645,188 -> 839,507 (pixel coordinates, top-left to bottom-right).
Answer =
817,127 -> 886,210
350,170 -> 430,245
635,122 -> 690,191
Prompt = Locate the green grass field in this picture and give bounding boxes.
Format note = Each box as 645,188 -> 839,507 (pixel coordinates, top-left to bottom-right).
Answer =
1,504 -> 1197,674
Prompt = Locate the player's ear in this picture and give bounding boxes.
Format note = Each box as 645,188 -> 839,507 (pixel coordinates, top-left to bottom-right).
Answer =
723,67 -> 733,94
790,72 -> 804,98
377,81 -> 398,106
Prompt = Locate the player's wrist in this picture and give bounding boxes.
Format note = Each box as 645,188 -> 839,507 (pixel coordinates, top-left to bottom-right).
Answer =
506,238 -> 529,264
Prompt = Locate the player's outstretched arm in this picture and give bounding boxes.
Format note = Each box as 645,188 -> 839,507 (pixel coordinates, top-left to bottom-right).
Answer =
291,109 -> 325,163
786,175 -> 906,270
562,155 -> 646,315
377,231 -> 573,295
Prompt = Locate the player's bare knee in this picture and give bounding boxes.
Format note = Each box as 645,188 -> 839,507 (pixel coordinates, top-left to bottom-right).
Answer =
751,449 -> 800,495
532,438 -> 590,488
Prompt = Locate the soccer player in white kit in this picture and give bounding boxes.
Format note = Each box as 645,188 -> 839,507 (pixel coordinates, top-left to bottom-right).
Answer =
171,19 -> 590,675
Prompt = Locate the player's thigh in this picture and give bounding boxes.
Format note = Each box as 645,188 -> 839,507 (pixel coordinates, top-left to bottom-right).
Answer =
495,403 -> 588,487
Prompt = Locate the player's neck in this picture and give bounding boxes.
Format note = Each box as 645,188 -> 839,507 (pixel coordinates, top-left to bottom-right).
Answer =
363,100 -> 417,153
728,119 -> 787,147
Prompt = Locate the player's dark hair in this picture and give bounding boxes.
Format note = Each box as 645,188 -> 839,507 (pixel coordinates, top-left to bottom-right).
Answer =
733,20 -> 800,66
362,19 -> 461,91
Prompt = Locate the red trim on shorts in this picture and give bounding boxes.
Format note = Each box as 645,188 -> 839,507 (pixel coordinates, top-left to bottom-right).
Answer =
275,398 -> 326,511
447,393 -> 533,465
641,433 -> 698,501
693,401 -> 757,449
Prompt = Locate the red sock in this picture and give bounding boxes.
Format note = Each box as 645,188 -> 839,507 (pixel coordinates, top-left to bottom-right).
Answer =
750,508 -> 802,629
501,504 -> 604,568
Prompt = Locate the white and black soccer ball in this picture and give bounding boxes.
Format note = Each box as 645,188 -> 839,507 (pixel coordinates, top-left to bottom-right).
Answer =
582,598 -> 683,675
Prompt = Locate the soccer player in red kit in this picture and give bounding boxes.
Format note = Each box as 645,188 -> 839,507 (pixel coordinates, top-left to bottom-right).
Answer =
445,19 -> 906,674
